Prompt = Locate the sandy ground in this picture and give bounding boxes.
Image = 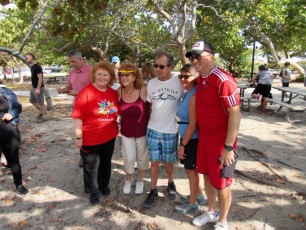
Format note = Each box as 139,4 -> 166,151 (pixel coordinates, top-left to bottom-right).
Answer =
0,81 -> 305,230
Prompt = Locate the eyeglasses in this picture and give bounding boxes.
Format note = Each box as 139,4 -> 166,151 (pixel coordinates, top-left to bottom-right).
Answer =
178,74 -> 192,80
188,54 -> 202,62
153,64 -> 168,70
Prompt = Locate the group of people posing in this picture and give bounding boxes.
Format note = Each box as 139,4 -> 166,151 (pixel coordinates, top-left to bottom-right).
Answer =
68,40 -> 241,230
1,40 -> 241,230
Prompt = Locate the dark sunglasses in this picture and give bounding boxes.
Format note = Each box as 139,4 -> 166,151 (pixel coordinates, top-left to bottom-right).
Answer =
178,74 -> 192,80
188,54 -> 202,62
153,64 -> 168,70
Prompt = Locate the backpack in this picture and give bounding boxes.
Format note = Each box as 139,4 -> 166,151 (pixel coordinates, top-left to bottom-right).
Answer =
279,68 -> 284,77
279,68 -> 287,78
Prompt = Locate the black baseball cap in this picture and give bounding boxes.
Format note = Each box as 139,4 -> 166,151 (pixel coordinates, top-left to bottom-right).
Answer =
185,40 -> 214,58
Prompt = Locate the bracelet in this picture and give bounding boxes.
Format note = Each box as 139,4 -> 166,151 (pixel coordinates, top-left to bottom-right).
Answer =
76,137 -> 82,140
180,142 -> 186,147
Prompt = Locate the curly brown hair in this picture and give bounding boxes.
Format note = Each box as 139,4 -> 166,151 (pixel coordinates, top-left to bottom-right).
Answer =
118,62 -> 143,89
90,61 -> 116,86
142,62 -> 156,80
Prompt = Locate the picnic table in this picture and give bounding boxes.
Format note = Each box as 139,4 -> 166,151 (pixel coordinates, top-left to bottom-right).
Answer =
238,84 -> 257,111
269,86 -> 306,112
238,83 -> 255,97
44,73 -> 68,84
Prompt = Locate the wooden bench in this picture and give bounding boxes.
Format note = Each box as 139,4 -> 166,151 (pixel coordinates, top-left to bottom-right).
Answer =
268,98 -> 305,112
240,96 -> 258,111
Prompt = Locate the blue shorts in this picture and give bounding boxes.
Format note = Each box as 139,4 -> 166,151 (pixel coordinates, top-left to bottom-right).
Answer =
147,128 -> 178,163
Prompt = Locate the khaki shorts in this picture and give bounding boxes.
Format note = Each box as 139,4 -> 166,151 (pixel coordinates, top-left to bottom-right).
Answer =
29,87 -> 45,105
121,135 -> 149,174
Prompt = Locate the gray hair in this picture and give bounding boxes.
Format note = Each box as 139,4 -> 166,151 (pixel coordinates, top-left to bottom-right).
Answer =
67,49 -> 83,58
155,51 -> 174,66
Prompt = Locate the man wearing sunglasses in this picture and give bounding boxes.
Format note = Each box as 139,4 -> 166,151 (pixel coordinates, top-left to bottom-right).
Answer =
186,41 -> 241,230
143,51 -> 183,208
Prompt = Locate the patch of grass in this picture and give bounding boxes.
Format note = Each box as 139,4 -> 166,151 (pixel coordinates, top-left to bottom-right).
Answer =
5,83 -> 32,91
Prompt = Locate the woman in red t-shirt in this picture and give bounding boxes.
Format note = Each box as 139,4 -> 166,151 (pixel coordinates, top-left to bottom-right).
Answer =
72,61 -> 119,205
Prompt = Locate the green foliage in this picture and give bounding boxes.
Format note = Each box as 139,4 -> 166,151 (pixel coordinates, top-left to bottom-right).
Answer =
294,74 -> 304,82
1,0 -> 305,75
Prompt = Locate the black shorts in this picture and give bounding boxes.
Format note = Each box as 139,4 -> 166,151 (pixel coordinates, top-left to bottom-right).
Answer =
282,82 -> 289,87
252,83 -> 271,97
179,138 -> 198,170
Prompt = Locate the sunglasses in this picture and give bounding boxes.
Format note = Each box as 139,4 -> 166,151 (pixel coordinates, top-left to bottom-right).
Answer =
153,64 -> 168,70
188,54 -> 202,62
178,74 -> 192,80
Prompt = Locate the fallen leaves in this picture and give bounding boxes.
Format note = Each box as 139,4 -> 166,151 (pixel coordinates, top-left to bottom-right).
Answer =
37,147 -> 47,153
47,203 -> 57,212
4,198 -> 14,205
276,178 -> 286,184
147,222 -> 158,230
288,213 -> 304,222
18,220 -> 28,228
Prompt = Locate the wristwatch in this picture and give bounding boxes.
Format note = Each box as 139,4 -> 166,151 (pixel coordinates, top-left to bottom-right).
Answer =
224,144 -> 233,151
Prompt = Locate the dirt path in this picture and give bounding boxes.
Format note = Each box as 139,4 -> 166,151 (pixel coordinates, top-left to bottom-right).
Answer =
0,83 -> 305,230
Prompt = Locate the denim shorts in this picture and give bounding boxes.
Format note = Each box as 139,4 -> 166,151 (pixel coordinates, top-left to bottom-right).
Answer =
146,128 -> 178,163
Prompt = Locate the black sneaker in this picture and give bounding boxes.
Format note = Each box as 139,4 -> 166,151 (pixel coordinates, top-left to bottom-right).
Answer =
143,189 -> 158,208
90,193 -> 99,205
16,185 -> 29,196
101,186 -> 110,197
167,182 -> 178,200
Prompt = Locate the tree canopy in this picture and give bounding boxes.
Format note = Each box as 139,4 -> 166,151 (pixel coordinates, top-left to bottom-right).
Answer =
0,0 -> 305,80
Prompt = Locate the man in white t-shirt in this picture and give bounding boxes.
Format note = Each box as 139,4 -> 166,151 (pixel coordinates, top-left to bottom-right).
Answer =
143,51 -> 183,208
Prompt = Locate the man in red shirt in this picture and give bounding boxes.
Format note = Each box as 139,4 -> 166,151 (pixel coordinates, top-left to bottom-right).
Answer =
186,41 -> 241,230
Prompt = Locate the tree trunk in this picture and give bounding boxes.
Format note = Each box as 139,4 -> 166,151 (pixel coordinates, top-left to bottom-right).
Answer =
177,43 -> 188,66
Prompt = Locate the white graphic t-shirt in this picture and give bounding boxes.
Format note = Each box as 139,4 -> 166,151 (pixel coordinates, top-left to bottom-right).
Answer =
146,75 -> 182,133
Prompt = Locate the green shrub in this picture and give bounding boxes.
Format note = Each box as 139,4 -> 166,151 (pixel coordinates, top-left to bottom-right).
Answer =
295,74 -> 305,82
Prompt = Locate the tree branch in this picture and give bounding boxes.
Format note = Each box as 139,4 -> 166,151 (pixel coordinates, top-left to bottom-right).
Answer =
184,1 -> 197,43
198,4 -> 223,18
0,47 -> 26,64
154,0 -> 178,35
19,0 -> 50,53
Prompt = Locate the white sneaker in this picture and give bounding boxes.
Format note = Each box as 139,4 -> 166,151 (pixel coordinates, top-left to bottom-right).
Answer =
123,178 -> 133,194
192,211 -> 219,227
135,181 -> 144,195
214,222 -> 228,230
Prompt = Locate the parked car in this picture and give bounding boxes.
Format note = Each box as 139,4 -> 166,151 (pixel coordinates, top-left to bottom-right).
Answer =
51,65 -> 63,73
12,68 -> 31,78
43,67 -> 52,74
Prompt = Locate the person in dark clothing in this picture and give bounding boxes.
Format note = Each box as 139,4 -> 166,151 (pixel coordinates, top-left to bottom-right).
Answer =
0,81 -> 29,195
25,53 -> 47,120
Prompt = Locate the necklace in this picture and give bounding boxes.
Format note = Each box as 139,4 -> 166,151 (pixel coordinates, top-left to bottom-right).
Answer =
124,87 -> 135,95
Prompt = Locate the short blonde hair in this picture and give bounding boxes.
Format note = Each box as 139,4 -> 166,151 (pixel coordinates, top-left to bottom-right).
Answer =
90,61 -> 116,86
118,62 -> 143,89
